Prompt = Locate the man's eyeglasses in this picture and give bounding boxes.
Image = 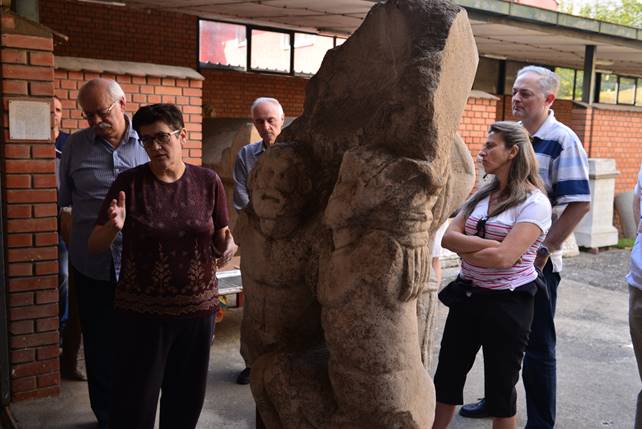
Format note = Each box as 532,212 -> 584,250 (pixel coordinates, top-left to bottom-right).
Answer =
81,100 -> 119,121
475,216 -> 488,238
139,129 -> 181,148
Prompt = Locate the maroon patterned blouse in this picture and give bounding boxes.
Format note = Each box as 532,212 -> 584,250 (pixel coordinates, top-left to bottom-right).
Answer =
97,163 -> 229,318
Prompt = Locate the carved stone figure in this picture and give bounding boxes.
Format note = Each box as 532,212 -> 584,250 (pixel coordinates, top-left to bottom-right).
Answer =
236,143 -> 325,368
237,0 -> 478,427
417,135 -> 477,371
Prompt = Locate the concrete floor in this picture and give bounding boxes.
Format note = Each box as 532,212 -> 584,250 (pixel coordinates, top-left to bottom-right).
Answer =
8,249 -> 639,428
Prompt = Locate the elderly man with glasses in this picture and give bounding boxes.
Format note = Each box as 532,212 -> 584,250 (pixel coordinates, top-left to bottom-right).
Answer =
59,78 -> 148,429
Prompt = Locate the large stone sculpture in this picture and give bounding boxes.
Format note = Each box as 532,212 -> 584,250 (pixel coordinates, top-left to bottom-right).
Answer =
237,0 -> 478,427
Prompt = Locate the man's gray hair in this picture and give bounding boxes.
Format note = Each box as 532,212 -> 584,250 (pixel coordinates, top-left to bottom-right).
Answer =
77,78 -> 126,108
516,66 -> 560,96
250,97 -> 284,118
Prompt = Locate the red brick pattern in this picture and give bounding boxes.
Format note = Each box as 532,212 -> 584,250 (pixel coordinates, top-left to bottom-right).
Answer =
40,0 -> 196,68
457,96 -> 499,158
498,95 -> 574,126
201,69 -> 308,118
1,14 -> 60,401
54,71 -> 204,165
38,1 -> 308,121
501,94 -> 642,202
577,107 -> 642,194
38,0 -> 642,199
570,104 -> 593,152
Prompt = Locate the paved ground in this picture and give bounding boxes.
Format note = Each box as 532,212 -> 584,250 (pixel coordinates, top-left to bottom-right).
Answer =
8,248 -> 639,428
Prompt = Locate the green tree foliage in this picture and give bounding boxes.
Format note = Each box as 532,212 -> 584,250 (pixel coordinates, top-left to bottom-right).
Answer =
555,67 -> 576,100
560,0 -> 642,28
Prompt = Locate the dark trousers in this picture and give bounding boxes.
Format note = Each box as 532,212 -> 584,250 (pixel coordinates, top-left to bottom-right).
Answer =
61,266 -> 82,373
58,239 -> 69,334
73,266 -> 115,428
111,311 -> 215,429
434,284 -> 535,417
523,260 -> 560,429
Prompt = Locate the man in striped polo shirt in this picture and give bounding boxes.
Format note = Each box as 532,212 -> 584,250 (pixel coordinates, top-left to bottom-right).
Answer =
461,66 -> 591,428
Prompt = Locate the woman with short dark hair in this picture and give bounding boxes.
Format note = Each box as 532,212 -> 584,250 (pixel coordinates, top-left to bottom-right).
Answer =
432,121 -> 552,429
89,103 -> 236,429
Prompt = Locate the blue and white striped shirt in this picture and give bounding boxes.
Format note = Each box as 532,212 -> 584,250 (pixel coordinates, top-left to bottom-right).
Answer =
532,110 -> 590,207
531,110 -> 590,272
59,117 -> 149,281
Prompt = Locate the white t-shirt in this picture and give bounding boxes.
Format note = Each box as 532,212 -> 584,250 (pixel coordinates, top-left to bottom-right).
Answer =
460,190 -> 552,290
432,221 -> 449,257
626,164 -> 642,290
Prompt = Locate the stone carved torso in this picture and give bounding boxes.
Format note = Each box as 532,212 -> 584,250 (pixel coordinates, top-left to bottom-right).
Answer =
238,0 -> 479,427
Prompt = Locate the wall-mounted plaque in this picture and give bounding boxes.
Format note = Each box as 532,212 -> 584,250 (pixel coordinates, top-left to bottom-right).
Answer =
8,100 -> 51,141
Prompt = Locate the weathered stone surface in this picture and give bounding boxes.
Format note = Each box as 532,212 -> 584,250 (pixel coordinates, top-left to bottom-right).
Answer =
202,119 -> 260,230
418,275 -> 440,371
237,0 -> 478,427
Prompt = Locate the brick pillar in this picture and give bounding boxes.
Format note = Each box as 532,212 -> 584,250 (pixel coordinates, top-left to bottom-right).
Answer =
571,104 -> 593,156
1,11 -> 60,401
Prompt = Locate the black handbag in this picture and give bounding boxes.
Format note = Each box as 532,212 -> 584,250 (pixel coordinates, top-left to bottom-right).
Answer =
438,276 -> 474,307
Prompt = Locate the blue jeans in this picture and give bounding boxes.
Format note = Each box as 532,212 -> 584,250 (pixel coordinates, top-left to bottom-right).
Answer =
523,259 -> 560,429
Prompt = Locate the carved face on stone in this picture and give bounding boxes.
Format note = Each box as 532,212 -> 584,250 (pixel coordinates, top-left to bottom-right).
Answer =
250,144 -> 312,234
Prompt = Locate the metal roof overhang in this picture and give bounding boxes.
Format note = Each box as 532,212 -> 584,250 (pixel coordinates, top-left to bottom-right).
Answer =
123,0 -> 642,77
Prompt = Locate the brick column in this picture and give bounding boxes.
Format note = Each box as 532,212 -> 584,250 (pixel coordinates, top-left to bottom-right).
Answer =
1,12 -> 60,401
571,103 -> 593,156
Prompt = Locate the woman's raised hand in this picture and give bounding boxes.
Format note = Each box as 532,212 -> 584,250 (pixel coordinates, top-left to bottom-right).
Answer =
108,191 -> 126,231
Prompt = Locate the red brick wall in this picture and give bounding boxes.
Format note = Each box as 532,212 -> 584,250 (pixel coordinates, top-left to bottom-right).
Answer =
458,95 -> 499,158
1,14 -> 60,401
497,94 -> 574,126
54,70 -> 203,165
578,106 -> 642,194
39,1 -> 307,123
201,69 -> 308,118
570,104 -> 592,145
40,0 -> 196,68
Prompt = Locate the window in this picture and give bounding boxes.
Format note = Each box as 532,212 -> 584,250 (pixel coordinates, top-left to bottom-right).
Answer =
294,33 -> 334,75
504,61 -> 531,95
199,21 -> 246,69
637,79 -> 642,106
198,19 -> 348,76
294,33 -> 316,48
574,71 -> 584,102
251,29 -> 291,73
618,77 -> 636,105
473,57 -> 500,94
555,67 -> 575,100
598,73 -> 618,104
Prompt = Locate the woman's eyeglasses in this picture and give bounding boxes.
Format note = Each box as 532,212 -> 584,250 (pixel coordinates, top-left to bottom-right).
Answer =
139,129 -> 181,148
475,216 -> 488,238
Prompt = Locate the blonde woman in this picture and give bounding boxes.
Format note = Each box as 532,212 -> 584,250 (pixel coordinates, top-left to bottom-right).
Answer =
432,122 -> 552,429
